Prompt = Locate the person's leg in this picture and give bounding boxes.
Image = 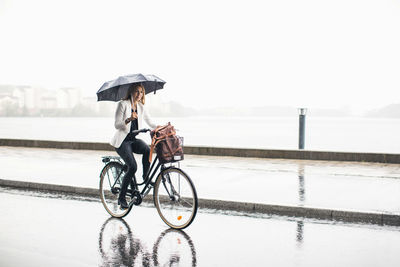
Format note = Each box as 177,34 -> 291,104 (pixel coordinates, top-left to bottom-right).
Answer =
131,138 -> 151,180
115,140 -> 137,208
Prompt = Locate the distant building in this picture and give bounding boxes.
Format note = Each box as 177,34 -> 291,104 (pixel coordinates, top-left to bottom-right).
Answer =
40,89 -> 58,110
0,85 -> 34,115
0,88 -> 19,108
60,87 -> 81,109
0,84 -> 111,116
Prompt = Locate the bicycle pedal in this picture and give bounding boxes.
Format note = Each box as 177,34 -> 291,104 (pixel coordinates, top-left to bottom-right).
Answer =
129,190 -> 142,206
111,187 -> 120,194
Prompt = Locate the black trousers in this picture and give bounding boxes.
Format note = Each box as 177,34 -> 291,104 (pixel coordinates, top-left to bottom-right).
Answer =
115,137 -> 150,200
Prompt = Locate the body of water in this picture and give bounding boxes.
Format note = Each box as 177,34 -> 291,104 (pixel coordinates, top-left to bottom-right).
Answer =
0,116 -> 399,153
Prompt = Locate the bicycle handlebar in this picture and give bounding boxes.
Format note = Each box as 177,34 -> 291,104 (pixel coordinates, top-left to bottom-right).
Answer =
130,128 -> 151,135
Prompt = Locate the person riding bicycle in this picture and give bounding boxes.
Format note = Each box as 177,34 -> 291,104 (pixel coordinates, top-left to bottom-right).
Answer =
110,84 -> 158,209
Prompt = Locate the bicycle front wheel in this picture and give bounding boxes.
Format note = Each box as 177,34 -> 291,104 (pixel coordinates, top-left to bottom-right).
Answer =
99,162 -> 131,218
154,167 -> 198,229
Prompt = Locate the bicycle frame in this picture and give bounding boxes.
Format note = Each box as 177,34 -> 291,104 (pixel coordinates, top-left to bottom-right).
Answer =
102,153 -> 183,210
139,155 -> 163,198
139,156 -> 184,201
102,155 -> 169,198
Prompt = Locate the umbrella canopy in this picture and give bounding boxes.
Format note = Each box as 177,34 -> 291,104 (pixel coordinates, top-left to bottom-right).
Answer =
97,73 -> 166,102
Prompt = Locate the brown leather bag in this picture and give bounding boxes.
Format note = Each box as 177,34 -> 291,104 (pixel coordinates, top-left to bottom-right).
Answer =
150,123 -> 184,163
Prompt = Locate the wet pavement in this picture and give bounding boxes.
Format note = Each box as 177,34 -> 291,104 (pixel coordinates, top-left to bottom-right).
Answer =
1,146 -> 400,214
1,189 -> 400,267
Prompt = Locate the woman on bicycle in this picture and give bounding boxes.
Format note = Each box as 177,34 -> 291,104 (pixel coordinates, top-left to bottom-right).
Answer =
110,84 -> 157,209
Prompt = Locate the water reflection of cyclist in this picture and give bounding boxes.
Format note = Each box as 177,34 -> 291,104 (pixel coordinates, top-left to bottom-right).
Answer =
152,229 -> 197,267
99,218 -> 197,267
110,84 -> 158,209
99,218 -> 150,267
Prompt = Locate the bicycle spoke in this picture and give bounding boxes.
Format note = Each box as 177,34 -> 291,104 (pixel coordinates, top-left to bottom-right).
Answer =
100,162 -> 130,218
154,168 -> 198,229
179,198 -> 194,209
106,169 -> 112,188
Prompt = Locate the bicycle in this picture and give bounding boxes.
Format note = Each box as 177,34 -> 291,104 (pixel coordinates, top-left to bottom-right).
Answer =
99,128 -> 198,229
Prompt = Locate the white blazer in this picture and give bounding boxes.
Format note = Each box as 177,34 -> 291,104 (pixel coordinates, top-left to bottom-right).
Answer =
110,99 -> 157,148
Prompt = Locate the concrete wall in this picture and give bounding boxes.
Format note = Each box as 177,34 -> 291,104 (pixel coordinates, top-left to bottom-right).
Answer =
1,138 -> 400,164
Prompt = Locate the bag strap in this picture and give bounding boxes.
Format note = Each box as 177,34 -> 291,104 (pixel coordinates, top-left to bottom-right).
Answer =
149,125 -> 167,162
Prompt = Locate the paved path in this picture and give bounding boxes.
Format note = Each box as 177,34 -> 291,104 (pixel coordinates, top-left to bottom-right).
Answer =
1,146 -> 400,214
1,189 -> 400,267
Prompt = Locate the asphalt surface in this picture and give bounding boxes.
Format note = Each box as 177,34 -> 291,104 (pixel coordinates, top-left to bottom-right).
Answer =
1,146 -> 400,214
1,189 -> 400,267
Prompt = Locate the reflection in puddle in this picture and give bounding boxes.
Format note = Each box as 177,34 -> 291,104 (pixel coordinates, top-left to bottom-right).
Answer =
296,221 -> 304,247
297,164 -> 305,247
152,228 -> 197,267
98,217 -> 197,267
298,164 -> 305,203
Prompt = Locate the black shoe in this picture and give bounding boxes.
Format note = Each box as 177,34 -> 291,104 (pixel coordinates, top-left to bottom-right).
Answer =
118,198 -> 129,209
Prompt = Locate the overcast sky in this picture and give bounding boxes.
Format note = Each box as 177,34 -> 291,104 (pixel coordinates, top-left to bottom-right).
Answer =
0,0 -> 399,111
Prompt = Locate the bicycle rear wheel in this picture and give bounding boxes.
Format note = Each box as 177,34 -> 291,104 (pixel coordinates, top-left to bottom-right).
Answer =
99,161 -> 132,218
153,167 -> 198,229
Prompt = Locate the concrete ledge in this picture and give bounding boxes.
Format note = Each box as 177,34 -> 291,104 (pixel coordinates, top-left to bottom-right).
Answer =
184,146 -> 400,164
1,138 -> 400,163
254,203 -> 333,221
0,139 -> 114,151
0,179 -> 100,197
382,214 -> 400,226
332,210 -> 383,225
1,178 -> 399,226
199,199 -> 255,213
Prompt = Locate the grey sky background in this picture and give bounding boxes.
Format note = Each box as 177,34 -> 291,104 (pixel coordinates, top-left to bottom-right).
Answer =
0,0 -> 399,112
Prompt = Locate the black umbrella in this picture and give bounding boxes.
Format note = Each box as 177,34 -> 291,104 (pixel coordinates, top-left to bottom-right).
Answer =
97,73 -> 166,102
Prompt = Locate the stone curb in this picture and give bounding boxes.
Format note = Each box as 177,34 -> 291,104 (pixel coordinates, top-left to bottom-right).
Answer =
1,138 -> 400,164
1,179 -> 399,226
